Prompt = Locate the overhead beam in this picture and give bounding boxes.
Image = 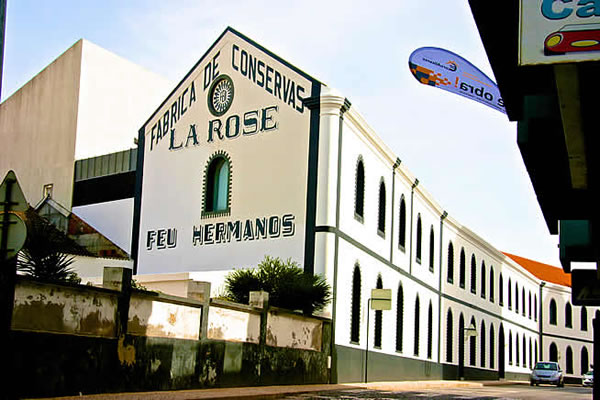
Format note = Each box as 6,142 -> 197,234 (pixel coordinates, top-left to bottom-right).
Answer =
555,64 -> 588,190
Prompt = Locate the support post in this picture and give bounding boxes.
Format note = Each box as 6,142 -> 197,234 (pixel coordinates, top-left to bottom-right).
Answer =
103,267 -> 132,336
250,291 -> 269,382
188,281 -> 211,339
365,298 -> 371,383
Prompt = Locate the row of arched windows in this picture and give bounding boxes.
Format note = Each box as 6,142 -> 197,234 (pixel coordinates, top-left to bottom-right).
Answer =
548,342 -> 591,375
350,265 -> 433,358
354,159 -> 435,272
447,242 -> 538,320
507,330 -> 538,369
548,299 -> 588,330
445,310 -> 498,369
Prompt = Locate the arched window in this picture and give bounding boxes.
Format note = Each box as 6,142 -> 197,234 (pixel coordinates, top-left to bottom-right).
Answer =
446,308 -> 453,362
489,324 -> 495,369
427,301 -> 433,359
489,267 -> 495,302
470,254 -> 477,294
515,282 -> 519,314
581,306 -> 588,331
508,278 -> 512,309
398,196 -> 406,250
549,342 -> 558,362
582,347 -> 590,374
203,154 -> 231,215
509,331 -> 513,365
414,296 -> 420,356
447,242 -> 454,284
549,299 -> 557,325
523,334 -> 527,367
534,294 -> 538,321
396,284 -> 404,352
350,264 -> 361,343
565,302 -> 573,328
480,321 -> 486,368
354,159 -> 365,221
480,261 -> 486,299
566,346 -> 573,374
499,273 -> 504,306
469,317 -> 477,366
415,215 -> 422,264
522,288 -> 525,316
459,248 -> 466,289
529,338 -> 533,369
428,226 -> 435,272
377,180 -> 386,235
528,292 -> 532,319
374,276 -> 383,348
516,333 -> 520,366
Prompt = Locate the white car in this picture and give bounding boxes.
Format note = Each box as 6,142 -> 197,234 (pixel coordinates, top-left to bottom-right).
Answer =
583,370 -> 594,387
530,361 -> 564,387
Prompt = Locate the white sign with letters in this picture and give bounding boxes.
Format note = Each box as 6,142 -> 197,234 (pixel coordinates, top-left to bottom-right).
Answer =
520,0 -> 600,65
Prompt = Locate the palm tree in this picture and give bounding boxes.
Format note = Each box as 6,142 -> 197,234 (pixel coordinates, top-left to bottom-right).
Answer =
17,209 -> 81,283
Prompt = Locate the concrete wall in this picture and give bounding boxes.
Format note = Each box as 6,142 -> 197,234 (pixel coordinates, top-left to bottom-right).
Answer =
0,40 -> 82,209
8,272 -> 331,398
0,39 -> 172,211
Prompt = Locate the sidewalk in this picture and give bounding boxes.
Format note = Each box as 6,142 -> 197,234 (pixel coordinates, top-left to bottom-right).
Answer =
30,380 -> 528,400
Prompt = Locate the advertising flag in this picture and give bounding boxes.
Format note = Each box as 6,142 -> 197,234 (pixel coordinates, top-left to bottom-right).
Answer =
409,47 -> 506,114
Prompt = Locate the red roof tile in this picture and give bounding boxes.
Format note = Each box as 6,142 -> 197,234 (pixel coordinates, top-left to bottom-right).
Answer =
503,252 -> 571,287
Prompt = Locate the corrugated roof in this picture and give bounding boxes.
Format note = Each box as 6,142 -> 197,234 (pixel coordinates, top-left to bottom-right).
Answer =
503,252 -> 571,287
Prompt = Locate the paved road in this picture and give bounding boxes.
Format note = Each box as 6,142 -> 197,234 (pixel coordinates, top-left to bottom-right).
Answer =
281,384 -> 592,399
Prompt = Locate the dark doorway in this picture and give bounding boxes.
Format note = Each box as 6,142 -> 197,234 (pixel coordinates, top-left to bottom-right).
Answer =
458,313 -> 465,379
499,324 -> 505,379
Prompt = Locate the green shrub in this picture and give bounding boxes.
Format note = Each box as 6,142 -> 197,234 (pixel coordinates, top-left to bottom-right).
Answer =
224,256 -> 331,315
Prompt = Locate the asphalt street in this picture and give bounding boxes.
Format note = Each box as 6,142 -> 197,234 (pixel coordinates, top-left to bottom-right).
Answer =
280,384 -> 592,399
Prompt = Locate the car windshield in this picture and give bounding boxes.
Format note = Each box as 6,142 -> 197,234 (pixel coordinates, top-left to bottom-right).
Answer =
534,362 -> 557,371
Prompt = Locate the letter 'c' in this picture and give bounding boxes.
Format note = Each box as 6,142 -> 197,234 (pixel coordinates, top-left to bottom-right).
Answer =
541,0 -> 573,20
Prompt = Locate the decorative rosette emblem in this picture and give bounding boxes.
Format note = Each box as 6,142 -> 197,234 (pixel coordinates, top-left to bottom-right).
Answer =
208,75 -> 234,117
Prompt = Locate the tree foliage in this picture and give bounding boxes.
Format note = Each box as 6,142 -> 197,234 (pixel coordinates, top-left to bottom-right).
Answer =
225,256 -> 331,315
17,209 -> 80,283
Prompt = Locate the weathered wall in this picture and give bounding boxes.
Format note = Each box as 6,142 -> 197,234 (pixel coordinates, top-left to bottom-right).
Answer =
267,309 -> 323,351
128,293 -> 202,340
12,278 -> 117,337
8,274 -> 331,398
207,302 -> 261,344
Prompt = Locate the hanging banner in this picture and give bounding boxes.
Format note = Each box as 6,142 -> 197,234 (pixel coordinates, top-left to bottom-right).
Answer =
408,47 -> 506,114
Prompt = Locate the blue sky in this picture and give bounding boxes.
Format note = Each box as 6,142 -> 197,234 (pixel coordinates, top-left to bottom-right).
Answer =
1,1 -> 561,267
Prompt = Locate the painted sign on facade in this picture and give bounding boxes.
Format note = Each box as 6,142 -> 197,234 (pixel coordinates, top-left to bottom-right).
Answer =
520,0 -> 600,65
409,47 -> 505,114
136,29 -> 318,274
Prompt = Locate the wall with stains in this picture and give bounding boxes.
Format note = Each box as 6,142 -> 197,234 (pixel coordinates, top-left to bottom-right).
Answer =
267,309 -> 323,351
8,275 -> 332,398
128,294 -> 202,340
207,303 -> 261,343
11,278 -> 118,337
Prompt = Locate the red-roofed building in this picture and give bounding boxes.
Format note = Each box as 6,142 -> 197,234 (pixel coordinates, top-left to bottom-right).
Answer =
504,252 -> 571,288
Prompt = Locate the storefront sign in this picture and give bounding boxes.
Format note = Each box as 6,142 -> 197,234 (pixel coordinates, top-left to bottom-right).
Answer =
520,0 -> 600,65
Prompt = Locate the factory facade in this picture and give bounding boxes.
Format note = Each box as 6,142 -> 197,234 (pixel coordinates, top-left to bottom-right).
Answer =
133,28 -> 595,382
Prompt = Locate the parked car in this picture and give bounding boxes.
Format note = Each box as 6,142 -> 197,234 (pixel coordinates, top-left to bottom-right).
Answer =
583,369 -> 594,387
544,23 -> 600,56
530,361 -> 564,387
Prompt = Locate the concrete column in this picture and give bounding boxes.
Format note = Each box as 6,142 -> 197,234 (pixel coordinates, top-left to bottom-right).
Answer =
315,88 -> 347,230
187,281 -> 211,339
594,317 -> 599,399
103,267 -> 132,337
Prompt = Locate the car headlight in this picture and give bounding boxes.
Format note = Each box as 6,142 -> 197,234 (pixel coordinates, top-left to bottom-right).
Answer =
546,33 -> 563,48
